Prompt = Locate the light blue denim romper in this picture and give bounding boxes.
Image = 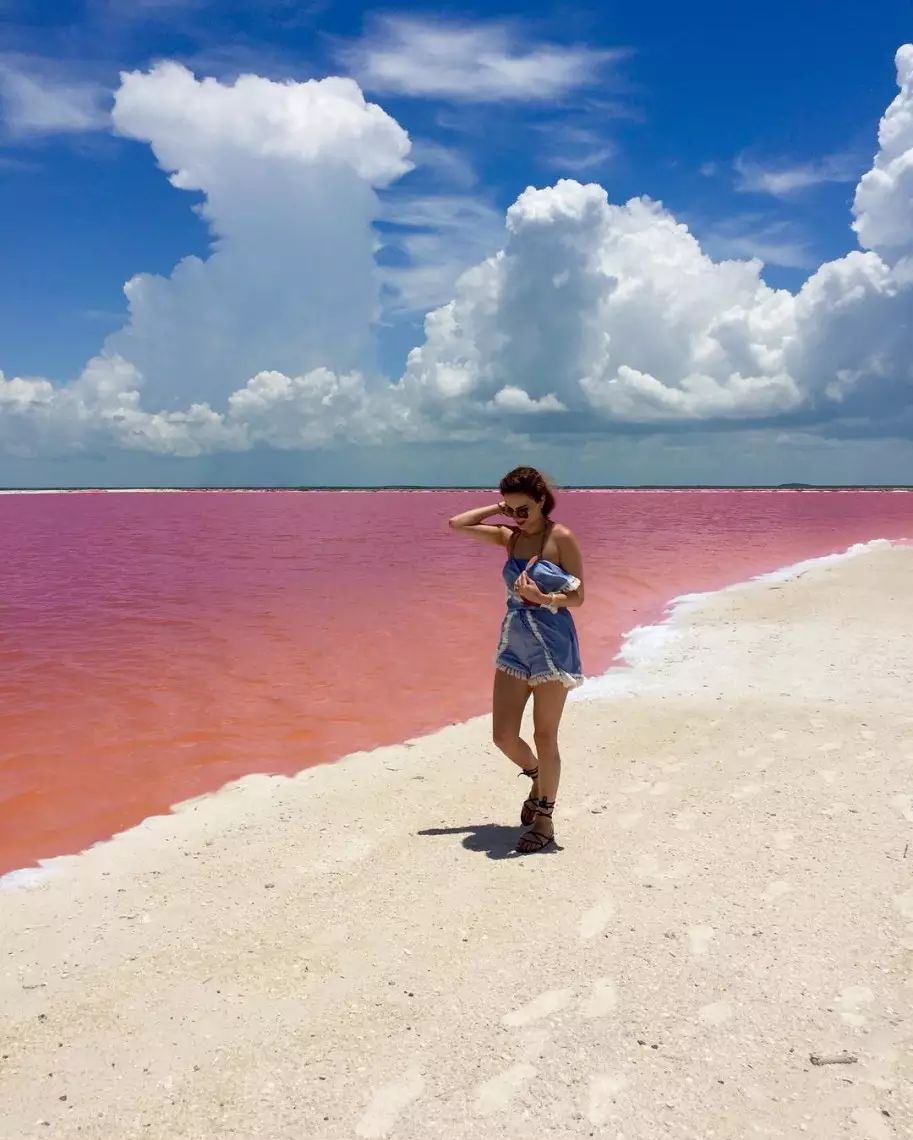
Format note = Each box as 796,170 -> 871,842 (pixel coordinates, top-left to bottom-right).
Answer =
494,524 -> 584,689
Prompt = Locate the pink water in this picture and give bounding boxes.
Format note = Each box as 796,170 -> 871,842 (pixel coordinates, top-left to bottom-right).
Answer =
1,489 -> 910,877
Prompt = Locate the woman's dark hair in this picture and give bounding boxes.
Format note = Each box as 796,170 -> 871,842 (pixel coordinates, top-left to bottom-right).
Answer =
499,466 -> 557,517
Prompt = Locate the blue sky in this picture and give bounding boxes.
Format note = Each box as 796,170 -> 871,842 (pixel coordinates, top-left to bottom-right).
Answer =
1,1 -> 912,485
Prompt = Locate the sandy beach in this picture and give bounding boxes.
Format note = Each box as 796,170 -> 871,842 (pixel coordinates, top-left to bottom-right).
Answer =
2,543 -> 912,1140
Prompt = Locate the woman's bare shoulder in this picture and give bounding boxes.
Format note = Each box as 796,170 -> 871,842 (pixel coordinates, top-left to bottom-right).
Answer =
551,523 -> 582,561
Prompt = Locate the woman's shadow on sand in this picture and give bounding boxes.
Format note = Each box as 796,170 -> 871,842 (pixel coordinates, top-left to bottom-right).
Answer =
417,823 -> 561,860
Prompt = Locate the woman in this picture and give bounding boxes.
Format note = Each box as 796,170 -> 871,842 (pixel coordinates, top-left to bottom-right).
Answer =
448,466 -> 584,854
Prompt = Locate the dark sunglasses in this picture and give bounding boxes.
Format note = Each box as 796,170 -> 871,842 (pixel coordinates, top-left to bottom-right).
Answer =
503,504 -> 531,519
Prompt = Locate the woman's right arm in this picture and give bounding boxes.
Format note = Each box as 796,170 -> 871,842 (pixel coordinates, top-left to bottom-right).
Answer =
447,502 -> 511,546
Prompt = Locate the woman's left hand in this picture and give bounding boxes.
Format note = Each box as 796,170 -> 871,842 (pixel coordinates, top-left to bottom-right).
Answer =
513,561 -> 547,604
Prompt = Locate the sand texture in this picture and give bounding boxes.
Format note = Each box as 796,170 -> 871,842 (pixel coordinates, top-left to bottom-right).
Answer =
2,544 -> 912,1139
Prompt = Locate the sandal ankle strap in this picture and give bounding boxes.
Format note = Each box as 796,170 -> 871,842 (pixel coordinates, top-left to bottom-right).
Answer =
536,797 -> 556,817
520,766 -> 539,779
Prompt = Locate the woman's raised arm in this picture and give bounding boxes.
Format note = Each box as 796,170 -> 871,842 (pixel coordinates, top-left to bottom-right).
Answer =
448,502 -> 511,547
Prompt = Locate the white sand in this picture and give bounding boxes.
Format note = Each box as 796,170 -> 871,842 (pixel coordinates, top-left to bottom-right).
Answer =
2,544 -> 912,1139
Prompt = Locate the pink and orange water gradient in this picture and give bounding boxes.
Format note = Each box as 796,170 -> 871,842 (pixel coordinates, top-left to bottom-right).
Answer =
1,488 -> 910,879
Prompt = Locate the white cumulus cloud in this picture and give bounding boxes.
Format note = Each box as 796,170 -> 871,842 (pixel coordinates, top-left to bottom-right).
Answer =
0,354 -> 243,459
853,44 -> 913,255
396,46 -> 913,433
2,45 -> 913,464
103,62 -> 411,412
401,183 -> 805,423
491,387 -> 567,413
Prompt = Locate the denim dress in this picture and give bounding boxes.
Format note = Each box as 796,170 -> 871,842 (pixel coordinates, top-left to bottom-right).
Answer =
494,555 -> 584,689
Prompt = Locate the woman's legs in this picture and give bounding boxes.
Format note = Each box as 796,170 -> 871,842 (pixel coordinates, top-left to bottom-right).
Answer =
492,670 -> 536,786
517,681 -> 568,849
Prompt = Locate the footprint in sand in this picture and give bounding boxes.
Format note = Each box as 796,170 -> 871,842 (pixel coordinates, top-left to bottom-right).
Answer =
633,855 -> 657,878
848,1106 -> 893,1140
355,1069 -> 425,1139
732,783 -> 762,800
891,794 -> 913,823
817,769 -> 837,784
517,1027 -> 551,1058
770,730 -> 788,741
821,802 -> 851,817
698,1000 -> 733,1025
688,926 -> 715,955
582,978 -> 618,1018
473,1063 -> 537,1115
622,781 -> 669,796
892,888 -> 913,921
661,758 -> 687,773
502,989 -> 572,1027
763,880 -> 793,902
818,742 -> 841,754
836,984 -> 874,1027
580,899 -> 615,939
586,1073 -> 629,1125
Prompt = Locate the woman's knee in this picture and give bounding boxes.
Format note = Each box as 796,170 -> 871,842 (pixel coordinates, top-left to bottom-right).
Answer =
492,726 -> 520,753
533,728 -> 558,753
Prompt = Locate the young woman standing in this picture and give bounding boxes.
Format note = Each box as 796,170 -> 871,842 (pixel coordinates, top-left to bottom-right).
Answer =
448,466 -> 584,853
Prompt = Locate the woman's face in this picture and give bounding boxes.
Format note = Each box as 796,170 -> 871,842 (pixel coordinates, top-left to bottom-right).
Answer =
502,493 -> 543,532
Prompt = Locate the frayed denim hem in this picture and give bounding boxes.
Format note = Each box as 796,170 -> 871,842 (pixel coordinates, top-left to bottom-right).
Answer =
494,661 -> 583,689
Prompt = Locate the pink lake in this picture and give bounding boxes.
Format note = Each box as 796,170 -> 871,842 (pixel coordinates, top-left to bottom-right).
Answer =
1,488 -> 910,877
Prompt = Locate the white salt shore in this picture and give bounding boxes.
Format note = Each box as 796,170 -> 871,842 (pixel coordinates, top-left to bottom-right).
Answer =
2,543 -> 912,1139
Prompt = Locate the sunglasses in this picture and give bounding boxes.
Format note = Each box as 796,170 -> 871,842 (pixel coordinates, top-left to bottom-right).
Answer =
503,504 -> 531,519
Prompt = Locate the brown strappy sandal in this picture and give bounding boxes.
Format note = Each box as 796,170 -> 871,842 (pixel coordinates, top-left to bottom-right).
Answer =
519,766 -> 539,826
516,797 -> 556,854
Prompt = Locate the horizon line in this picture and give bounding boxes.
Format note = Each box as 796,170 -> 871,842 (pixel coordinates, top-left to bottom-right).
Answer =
3,483 -> 913,492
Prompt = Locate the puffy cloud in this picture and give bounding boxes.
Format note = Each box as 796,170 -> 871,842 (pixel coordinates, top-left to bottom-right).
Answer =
853,45 -> 913,255
106,62 -> 411,410
401,183 -> 805,423
0,354 -> 243,459
490,387 -> 566,413
0,355 -> 424,458
223,367 -> 421,449
787,250 -> 913,412
3,45 -> 913,465
397,46 -> 913,431
340,15 -> 621,103
112,62 -> 408,185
